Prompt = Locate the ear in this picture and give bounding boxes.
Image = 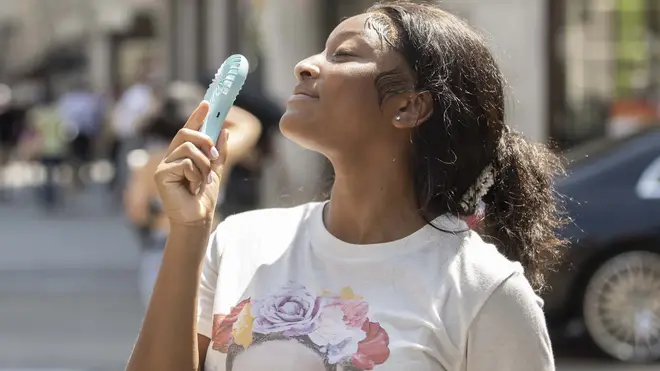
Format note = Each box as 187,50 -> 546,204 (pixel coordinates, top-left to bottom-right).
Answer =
391,91 -> 434,129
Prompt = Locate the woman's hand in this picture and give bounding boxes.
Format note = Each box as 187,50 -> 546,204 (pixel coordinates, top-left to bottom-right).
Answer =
154,102 -> 228,227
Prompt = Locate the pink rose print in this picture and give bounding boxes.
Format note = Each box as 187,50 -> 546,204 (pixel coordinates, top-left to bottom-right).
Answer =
341,300 -> 369,328
351,320 -> 391,370
324,296 -> 369,329
250,282 -> 323,337
212,298 -> 250,353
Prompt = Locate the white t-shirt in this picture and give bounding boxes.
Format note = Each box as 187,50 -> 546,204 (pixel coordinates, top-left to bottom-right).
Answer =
197,202 -> 554,371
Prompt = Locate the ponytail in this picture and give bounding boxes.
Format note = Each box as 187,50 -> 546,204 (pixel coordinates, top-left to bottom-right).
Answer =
364,1 -> 569,292
482,130 -> 568,292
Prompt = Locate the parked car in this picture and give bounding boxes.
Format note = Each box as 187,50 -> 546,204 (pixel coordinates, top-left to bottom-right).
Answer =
543,127 -> 660,363
466,127 -> 660,362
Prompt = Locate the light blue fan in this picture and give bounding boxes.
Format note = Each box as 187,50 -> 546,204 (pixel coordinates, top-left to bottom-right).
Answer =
200,54 -> 249,143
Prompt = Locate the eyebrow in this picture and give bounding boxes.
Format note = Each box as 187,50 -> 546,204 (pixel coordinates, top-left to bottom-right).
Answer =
333,30 -> 364,40
325,29 -> 369,51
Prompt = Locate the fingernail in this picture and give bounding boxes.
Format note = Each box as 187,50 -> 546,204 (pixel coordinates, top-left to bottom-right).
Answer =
207,173 -> 213,184
209,147 -> 219,159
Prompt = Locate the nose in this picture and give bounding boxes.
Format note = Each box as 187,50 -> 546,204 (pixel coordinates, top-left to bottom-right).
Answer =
294,56 -> 321,82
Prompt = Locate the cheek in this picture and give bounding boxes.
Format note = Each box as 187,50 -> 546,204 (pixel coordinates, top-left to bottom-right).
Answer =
279,68 -> 385,151
323,75 -> 381,125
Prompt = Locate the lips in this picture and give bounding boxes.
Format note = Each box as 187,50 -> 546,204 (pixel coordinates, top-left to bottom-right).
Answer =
292,85 -> 319,99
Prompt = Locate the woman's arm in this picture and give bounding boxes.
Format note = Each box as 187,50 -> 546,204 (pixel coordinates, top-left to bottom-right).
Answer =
127,219 -> 227,371
466,273 -> 555,371
126,102 -> 226,371
126,224 -> 213,371
223,106 -> 262,166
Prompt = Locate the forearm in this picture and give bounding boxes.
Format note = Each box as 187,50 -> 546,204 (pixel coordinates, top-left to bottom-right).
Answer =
226,135 -> 255,166
224,107 -> 261,165
126,223 -> 213,371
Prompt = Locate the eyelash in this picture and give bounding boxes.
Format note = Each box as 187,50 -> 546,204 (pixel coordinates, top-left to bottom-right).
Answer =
332,50 -> 354,58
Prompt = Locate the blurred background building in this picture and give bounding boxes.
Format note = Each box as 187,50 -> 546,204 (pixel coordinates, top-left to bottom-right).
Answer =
2,1 -> 660,370
1,0 -> 660,204
0,0 -> 548,207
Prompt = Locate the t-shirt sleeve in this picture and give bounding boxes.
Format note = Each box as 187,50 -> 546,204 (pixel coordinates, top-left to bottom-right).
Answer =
466,272 -> 555,371
196,222 -> 227,339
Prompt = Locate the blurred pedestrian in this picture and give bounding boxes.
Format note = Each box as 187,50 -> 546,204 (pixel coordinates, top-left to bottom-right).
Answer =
0,84 -> 28,201
58,79 -> 105,188
123,81 -> 261,308
20,90 -> 68,211
109,60 -> 160,201
0,84 -> 13,198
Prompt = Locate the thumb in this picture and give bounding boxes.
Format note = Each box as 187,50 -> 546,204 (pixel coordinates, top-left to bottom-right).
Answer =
210,129 -> 229,183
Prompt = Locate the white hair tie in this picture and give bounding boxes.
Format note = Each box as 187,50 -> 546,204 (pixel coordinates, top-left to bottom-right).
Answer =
459,163 -> 495,212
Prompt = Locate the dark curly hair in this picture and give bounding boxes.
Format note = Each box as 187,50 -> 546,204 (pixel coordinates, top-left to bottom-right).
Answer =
367,1 -> 567,292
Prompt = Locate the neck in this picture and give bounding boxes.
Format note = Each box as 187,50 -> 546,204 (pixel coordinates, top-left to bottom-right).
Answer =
324,153 -> 427,245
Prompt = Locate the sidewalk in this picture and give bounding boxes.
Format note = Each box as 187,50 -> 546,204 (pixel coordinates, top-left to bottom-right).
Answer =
0,186 -> 144,370
0,186 -> 139,272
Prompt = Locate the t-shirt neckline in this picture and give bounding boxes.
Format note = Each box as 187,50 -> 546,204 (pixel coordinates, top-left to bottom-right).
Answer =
308,201 -> 468,260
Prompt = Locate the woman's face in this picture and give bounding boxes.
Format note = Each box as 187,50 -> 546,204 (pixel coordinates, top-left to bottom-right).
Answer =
279,13 -> 408,158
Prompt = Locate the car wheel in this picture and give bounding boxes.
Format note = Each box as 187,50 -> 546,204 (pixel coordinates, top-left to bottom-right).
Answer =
583,250 -> 660,363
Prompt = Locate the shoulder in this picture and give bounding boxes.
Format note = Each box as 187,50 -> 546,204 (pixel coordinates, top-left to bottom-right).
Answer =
439,231 -> 546,355
476,271 -> 544,322
465,272 -> 553,369
443,230 -> 526,327
450,231 -> 524,295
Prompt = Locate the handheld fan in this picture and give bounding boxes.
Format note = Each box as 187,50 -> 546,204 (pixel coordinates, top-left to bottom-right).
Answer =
200,54 -> 249,143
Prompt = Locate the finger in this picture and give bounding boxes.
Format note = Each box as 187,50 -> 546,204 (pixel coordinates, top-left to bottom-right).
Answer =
183,101 -> 210,130
209,129 -> 229,183
180,159 -> 204,193
166,128 -> 215,157
159,158 -> 204,194
165,142 -> 212,184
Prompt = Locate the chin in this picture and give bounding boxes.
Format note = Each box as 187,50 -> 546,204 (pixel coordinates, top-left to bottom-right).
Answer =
279,110 -> 324,152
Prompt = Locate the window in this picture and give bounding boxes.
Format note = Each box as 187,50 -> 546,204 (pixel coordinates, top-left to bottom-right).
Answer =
636,154 -> 660,199
552,0 -> 660,150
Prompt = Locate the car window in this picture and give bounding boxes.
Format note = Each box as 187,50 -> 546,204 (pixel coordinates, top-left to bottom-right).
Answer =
561,127 -> 660,167
636,155 -> 660,199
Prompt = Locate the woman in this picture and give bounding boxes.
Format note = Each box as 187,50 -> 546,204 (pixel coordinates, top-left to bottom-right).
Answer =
22,94 -> 68,211
122,81 -> 261,307
127,3 -> 565,371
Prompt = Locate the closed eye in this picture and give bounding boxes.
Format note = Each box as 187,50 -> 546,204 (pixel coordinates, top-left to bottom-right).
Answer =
332,50 -> 356,59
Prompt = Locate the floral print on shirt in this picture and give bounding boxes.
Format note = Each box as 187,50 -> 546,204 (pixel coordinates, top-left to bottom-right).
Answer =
212,282 -> 391,371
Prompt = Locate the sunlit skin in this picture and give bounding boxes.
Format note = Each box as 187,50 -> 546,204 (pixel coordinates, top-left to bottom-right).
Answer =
280,14 -> 434,246
123,105 -> 261,232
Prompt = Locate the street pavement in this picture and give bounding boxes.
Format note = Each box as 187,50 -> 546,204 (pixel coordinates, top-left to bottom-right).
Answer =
0,183 -> 142,371
0,171 -> 656,370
